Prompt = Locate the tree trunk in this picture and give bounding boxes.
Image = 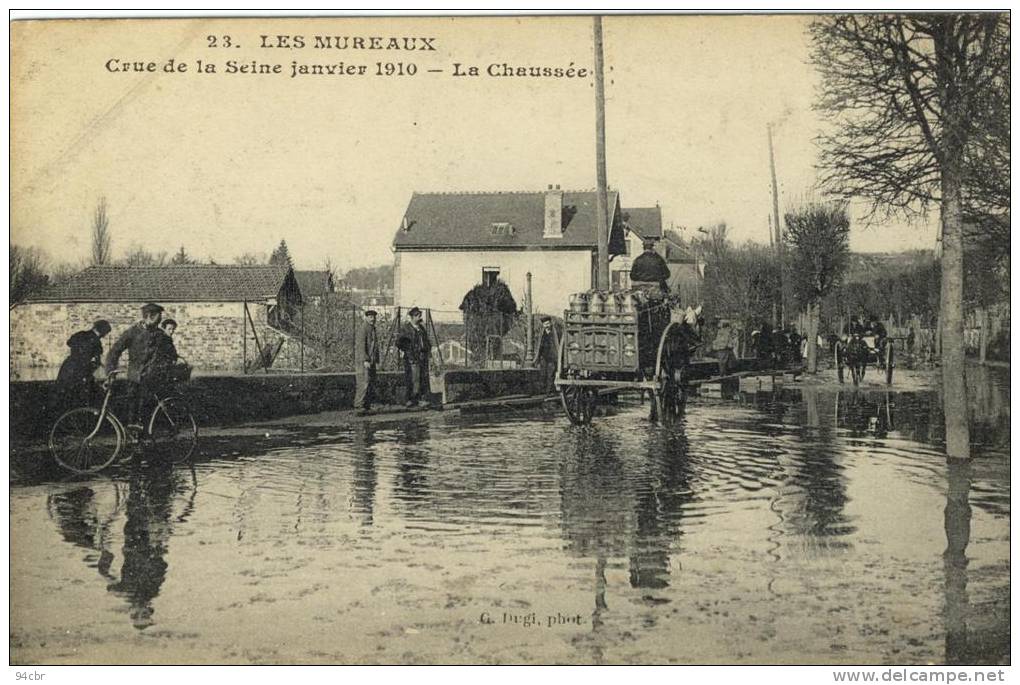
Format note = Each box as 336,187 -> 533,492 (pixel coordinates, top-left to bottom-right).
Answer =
940,153 -> 971,460
807,302 -> 819,373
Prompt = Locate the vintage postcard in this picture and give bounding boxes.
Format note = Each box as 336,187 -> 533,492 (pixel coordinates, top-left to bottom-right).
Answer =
9,13 -> 1010,669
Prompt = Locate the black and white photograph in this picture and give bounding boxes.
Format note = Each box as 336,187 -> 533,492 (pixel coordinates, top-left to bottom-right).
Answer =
8,11 -> 1010,670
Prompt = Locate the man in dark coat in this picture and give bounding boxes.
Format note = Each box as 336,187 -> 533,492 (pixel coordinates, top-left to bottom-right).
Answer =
354,310 -> 380,415
629,238 -> 671,295
52,319 -> 112,412
397,307 -> 432,408
533,316 -> 559,395
105,303 -> 166,425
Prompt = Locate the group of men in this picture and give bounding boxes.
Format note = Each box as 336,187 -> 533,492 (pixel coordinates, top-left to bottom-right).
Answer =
353,306 -> 433,416
52,302 -> 182,426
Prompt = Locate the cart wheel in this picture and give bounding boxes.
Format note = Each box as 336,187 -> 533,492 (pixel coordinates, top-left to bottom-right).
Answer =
654,371 -> 686,424
652,322 -> 688,424
885,342 -> 894,385
560,386 -> 597,425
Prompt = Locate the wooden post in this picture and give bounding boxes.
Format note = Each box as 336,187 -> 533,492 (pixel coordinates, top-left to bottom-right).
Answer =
300,305 -> 305,373
978,308 -> 988,364
593,16 -> 610,291
242,300 -> 247,373
525,272 -> 534,362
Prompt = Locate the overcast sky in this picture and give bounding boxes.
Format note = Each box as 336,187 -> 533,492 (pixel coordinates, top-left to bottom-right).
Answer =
11,15 -> 938,273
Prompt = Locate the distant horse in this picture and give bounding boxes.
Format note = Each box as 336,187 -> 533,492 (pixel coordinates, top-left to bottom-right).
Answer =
838,335 -> 869,386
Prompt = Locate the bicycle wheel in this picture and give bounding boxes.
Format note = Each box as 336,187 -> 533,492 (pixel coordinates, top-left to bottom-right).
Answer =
148,397 -> 197,463
49,408 -> 124,474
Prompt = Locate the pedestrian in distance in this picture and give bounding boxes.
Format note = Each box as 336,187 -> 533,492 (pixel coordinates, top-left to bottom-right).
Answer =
354,309 -> 380,416
533,316 -> 558,395
105,302 -> 167,428
397,307 -> 432,409
50,319 -> 112,414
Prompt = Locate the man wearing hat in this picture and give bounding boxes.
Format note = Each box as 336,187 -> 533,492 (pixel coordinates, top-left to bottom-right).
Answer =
105,302 -> 167,426
354,309 -> 380,415
51,319 -> 112,413
532,316 -> 559,395
629,238 -> 671,296
397,307 -> 432,408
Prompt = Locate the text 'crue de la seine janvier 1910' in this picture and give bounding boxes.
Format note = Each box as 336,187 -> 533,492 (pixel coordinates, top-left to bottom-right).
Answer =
103,33 -> 590,80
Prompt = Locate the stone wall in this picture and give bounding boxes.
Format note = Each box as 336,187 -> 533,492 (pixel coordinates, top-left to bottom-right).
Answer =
10,371 -> 408,440
10,368 -> 548,441
10,301 -> 282,378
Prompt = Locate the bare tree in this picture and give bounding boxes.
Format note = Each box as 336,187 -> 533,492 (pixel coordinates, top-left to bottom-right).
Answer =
10,243 -> 50,302
90,197 -> 112,265
811,14 -> 1009,459
785,202 -> 851,373
170,245 -> 196,265
233,252 -> 263,266
122,244 -> 168,266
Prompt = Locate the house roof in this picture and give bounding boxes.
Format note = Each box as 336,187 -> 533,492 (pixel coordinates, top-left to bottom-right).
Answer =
393,189 -> 626,253
622,206 -> 663,240
294,270 -> 334,298
25,265 -> 298,303
662,237 -> 695,263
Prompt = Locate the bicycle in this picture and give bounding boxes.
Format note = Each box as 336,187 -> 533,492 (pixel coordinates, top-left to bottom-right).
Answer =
48,369 -> 198,474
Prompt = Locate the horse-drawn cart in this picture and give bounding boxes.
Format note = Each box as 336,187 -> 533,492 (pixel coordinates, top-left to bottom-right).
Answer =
554,290 -> 700,425
836,333 -> 895,385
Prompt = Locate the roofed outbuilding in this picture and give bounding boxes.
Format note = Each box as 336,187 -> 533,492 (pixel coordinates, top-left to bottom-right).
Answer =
26,265 -> 301,305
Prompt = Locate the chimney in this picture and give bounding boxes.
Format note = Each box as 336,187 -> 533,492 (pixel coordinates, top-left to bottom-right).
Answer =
544,185 -> 563,238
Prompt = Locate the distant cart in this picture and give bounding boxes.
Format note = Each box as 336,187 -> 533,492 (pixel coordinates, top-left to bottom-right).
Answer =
835,333 -> 896,385
554,290 -> 700,425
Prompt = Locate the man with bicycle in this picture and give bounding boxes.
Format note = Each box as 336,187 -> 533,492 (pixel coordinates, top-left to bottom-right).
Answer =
105,302 -> 168,430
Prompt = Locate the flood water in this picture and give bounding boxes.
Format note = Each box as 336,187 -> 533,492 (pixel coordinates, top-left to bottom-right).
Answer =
10,366 -> 1009,665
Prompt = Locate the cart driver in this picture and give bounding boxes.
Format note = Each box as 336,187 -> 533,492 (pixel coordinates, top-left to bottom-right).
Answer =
629,238 -> 671,297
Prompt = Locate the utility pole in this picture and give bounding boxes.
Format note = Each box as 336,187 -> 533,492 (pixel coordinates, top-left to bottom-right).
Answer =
593,15 -> 610,291
767,122 -> 790,326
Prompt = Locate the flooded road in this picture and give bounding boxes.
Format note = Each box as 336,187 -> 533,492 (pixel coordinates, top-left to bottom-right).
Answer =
10,366 -> 1009,665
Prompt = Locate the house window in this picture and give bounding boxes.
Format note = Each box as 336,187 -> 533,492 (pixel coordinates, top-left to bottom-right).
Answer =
482,267 -> 500,287
612,270 -> 630,291
491,222 -> 514,236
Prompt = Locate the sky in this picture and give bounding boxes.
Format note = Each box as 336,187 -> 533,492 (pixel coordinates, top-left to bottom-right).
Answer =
10,15 -> 939,274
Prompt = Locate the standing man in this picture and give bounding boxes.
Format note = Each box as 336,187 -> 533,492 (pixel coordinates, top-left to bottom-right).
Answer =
51,319 -> 112,412
397,307 -> 432,409
354,309 -> 380,416
533,316 -> 558,395
105,302 -> 166,428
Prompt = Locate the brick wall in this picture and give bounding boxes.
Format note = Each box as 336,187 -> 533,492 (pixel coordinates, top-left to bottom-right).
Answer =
10,301 -> 280,378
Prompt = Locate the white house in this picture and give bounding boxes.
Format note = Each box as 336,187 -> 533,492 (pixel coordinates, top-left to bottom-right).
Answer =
392,186 -> 628,322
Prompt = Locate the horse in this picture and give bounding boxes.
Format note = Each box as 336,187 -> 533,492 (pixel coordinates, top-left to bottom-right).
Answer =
838,335 -> 869,386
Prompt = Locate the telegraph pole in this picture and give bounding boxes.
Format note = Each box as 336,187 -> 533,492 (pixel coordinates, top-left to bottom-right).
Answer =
593,15 -> 610,290
767,122 -> 790,326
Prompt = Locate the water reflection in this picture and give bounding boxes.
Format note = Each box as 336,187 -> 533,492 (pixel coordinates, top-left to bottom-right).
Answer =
943,459 -> 971,665
47,484 -> 122,582
47,462 -> 193,630
394,422 -> 430,506
106,462 -> 183,629
789,389 -> 853,545
351,423 -> 379,527
26,372 -> 1009,663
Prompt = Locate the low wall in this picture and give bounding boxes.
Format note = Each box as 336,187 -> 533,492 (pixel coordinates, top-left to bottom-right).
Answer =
10,368 -> 544,441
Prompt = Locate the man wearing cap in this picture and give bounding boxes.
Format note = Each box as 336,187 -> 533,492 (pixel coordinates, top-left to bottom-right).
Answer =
51,319 -> 112,412
629,238 -> 671,296
532,316 -> 559,395
105,302 -> 167,425
397,307 -> 432,408
354,309 -> 380,415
